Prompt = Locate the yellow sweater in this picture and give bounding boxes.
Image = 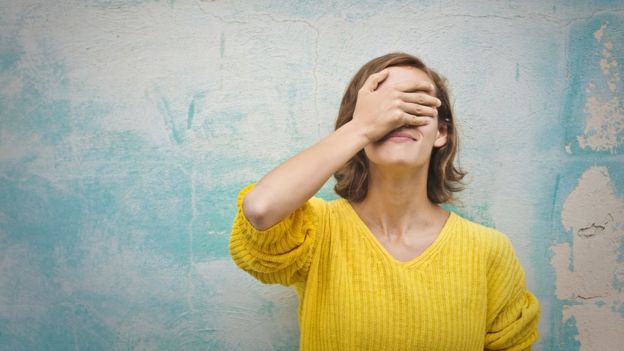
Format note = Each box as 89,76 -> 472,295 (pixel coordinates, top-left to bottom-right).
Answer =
229,184 -> 540,350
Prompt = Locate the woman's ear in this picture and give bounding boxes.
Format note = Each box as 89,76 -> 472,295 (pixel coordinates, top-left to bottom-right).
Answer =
433,120 -> 448,148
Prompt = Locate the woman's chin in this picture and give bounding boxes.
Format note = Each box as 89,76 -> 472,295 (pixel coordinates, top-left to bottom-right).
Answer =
369,155 -> 429,169
365,141 -> 433,169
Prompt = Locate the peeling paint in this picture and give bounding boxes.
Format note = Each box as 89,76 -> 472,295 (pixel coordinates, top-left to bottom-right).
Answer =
577,95 -> 624,152
576,21 -> 623,153
551,166 -> 624,348
562,303 -> 624,350
564,14 -> 624,156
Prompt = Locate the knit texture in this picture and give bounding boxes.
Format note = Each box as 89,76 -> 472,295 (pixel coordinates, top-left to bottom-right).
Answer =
229,184 -> 540,350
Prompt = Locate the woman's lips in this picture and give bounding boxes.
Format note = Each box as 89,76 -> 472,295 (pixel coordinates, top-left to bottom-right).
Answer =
382,131 -> 417,141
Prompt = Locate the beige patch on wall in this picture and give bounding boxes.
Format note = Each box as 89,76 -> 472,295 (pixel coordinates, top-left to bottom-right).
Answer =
577,22 -> 623,153
550,166 -> 624,350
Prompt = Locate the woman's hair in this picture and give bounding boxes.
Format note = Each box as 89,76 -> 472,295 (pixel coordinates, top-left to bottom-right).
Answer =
333,52 -> 466,204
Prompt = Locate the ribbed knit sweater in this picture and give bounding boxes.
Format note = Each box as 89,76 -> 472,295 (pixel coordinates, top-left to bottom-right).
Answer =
229,184 -> 540,350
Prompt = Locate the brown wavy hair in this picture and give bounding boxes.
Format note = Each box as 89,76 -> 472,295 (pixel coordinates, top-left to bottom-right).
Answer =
333,52 -> 466,204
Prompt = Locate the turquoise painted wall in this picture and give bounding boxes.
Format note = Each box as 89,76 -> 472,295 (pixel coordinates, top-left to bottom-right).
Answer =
1,1 -> 623,350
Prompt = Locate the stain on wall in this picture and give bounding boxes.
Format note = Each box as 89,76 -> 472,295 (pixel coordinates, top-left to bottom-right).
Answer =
0,1 -> 622,350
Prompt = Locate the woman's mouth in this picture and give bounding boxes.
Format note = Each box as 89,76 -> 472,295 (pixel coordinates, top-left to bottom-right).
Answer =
381,130 -> 417,142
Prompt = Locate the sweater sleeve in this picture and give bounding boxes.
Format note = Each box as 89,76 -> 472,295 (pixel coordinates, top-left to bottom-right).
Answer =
484,232 -> 541,351
228,183 -> 328,286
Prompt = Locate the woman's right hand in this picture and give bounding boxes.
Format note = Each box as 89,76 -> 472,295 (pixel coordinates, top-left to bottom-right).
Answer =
351,69 -> 442,143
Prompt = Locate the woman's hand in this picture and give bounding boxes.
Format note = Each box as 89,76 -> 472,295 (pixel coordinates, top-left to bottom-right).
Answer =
351,69 -> 442,143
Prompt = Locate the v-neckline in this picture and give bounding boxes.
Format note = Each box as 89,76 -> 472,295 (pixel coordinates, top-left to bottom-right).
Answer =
340,199 -> 456,269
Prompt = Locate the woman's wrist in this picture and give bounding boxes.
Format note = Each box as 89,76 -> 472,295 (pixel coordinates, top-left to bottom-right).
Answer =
338,119 -> 374,148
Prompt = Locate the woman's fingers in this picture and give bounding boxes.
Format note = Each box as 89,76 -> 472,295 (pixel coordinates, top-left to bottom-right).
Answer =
360,68 -> 390,93
393,81 -> 440,120
401,112 -> 433,127
399,91 -> 441,107
392,80 -> 435,94
399,101 -> 438,118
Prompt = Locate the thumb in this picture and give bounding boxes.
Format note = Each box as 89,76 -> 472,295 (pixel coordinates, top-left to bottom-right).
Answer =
361,68 -> 389,93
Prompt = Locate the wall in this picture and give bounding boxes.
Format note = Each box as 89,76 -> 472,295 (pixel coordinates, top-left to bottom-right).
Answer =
0,1 -> 622,350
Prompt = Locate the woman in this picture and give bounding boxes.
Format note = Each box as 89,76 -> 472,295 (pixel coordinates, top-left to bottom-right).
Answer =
229,52 -> 540,350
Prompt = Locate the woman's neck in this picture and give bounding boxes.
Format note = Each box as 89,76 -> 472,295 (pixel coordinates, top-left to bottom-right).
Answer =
352,165 -> 446,240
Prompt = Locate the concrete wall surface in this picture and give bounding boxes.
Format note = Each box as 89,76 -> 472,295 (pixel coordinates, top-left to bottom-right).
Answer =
1,0 -> 623,350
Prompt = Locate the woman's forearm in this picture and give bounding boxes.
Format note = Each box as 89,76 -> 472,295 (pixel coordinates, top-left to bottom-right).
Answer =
243,120 -> 369,230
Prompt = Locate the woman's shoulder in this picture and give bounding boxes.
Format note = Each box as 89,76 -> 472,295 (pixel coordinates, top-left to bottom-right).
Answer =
450,211 -> 515,251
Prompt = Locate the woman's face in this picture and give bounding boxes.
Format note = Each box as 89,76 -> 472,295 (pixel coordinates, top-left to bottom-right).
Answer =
363,66 -> 447,171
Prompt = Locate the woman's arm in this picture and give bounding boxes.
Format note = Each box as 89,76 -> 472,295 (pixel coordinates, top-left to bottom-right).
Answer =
243,69 -> 441,230
484,232 -> 541,350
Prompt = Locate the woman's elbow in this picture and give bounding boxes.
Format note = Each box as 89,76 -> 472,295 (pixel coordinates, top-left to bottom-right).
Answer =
242,193 -> 274,231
